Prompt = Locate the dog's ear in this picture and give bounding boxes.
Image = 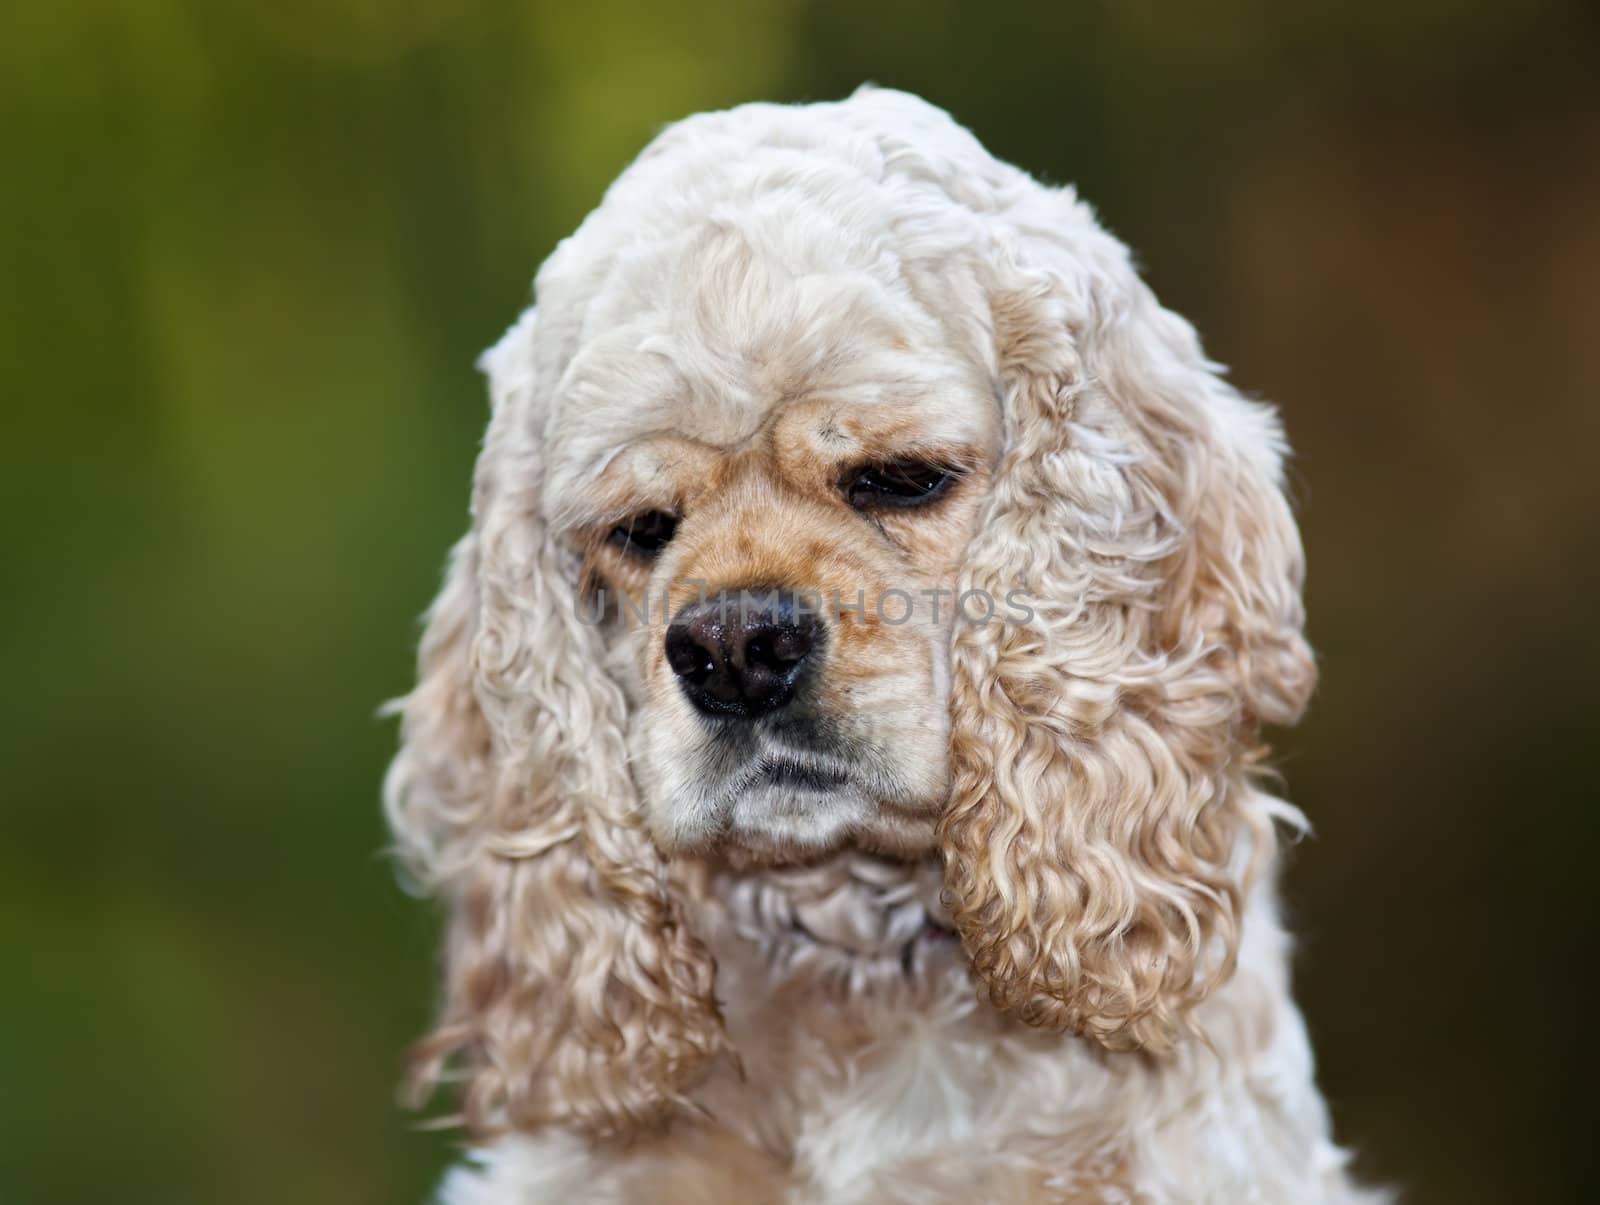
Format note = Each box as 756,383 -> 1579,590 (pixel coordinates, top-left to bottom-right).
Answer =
940,196 -> 1315,1052
385,307 -> 724,1137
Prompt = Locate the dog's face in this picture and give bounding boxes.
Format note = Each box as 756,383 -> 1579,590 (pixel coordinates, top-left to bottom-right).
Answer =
548,229 -> 1002,857
388,90 -> 1318,1138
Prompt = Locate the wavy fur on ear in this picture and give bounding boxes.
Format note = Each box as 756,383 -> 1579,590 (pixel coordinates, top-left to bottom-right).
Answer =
384,309 -> 725,1138
940,187 -> 1317,1052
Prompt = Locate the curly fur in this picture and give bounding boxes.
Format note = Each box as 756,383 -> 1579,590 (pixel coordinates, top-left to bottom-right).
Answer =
385,87 -> 1384,1203
386,309 -> 726,1137
942,207 -> 1316,1051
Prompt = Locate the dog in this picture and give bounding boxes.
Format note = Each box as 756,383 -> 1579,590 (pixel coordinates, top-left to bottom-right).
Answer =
385,87 -> 1386,1204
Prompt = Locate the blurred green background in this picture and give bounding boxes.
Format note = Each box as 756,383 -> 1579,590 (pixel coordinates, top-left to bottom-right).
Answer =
3,2 -> 1596,1202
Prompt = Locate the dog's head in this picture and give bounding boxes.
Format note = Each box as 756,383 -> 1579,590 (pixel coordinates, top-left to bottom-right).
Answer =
386,89 -> 1315,1137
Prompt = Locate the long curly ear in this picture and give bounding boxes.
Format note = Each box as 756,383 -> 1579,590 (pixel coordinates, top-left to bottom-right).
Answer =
384,307 -> 725,1137
940,195 -> 1316,1053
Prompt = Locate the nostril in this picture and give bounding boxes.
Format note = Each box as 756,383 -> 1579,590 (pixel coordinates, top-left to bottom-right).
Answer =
665,627 -> 716,684
745,625 -> 813,673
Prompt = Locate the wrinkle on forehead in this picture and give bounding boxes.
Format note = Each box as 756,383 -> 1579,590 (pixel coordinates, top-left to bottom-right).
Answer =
542,216 -> 986,524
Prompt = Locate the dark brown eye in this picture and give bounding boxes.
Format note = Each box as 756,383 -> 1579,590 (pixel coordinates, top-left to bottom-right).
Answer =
840,460 -> 958,510
609,511 -> 678,558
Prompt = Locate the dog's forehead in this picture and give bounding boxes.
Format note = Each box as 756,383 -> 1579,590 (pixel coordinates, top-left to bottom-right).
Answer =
540,221 -> 993,509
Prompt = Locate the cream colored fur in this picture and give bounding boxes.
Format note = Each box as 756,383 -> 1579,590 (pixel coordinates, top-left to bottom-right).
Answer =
386,87 -> 1387,1204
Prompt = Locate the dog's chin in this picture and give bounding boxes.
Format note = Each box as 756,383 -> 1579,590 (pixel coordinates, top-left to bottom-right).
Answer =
723,780 -> 877,859
650,771 -> 944,863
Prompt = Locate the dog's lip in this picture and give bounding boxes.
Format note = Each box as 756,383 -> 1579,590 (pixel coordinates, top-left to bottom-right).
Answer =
755,757 -> 851,792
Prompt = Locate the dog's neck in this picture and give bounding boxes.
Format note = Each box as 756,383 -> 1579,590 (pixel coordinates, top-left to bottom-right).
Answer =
676,849 -> 957,975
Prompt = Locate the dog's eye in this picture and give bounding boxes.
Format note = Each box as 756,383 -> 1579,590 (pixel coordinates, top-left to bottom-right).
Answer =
840,460 -> 958,510
609,511 -> 678,558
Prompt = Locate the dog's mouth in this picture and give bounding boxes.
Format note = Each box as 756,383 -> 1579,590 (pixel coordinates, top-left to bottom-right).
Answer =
692,743 -> 868,854
756,757 -> 851,793
700,717 -> 859,801
665,719 -> 937,856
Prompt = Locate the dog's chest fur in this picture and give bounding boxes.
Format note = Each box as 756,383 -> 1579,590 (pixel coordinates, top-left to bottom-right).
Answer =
681,854 -> 1137,1201
439,849 -> 1377,1204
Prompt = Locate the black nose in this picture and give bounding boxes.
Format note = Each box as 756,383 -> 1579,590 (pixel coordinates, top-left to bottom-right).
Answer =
665,590 -> 822,719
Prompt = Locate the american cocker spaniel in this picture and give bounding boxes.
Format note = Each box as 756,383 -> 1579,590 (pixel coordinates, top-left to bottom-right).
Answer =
385,88 -> 1385,1204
